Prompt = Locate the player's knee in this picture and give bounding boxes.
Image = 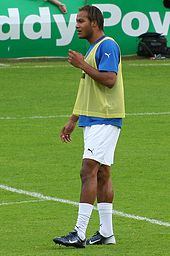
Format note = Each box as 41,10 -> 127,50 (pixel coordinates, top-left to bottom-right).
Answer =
80,159 -> 98,183
97,166 -> 111,184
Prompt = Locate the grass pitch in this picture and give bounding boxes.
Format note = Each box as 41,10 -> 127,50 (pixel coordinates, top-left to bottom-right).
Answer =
0,58 -> 170,256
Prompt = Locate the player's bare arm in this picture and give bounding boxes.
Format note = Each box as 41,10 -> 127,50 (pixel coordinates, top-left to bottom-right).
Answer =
68,49 -> 117,88
46,0 -> 67,14
60,114 -> 79,143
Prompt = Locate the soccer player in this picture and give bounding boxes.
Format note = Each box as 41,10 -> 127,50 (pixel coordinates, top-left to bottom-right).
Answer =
53,5 -> 125,248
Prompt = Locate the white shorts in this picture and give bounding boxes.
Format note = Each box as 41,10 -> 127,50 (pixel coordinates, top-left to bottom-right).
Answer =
83,124 -> 121,166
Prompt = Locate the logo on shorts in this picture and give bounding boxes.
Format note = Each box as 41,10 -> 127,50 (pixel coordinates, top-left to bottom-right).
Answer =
88,148 -> 94,154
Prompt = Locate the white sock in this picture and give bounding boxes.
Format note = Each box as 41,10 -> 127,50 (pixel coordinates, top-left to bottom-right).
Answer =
74,203 -> 93,240
97,202 -> 114,238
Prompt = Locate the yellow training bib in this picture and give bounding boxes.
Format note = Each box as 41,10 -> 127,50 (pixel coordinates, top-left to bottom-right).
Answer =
73,37 -> 125,118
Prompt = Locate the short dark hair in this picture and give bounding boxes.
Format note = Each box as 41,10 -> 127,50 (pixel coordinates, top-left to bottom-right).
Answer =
79,5 -> 104,31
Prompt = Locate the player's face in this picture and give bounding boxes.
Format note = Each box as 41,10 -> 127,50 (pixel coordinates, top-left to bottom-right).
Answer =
76,11 -> 93,40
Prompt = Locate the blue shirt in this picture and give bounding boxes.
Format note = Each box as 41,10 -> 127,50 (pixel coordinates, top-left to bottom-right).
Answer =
78,36 -> 122,128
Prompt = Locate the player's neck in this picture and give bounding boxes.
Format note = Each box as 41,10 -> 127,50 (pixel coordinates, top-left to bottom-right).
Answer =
88,31 -> 105,45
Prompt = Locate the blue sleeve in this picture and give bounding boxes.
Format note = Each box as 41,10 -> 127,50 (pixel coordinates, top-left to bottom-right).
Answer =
95,39 -> 120,73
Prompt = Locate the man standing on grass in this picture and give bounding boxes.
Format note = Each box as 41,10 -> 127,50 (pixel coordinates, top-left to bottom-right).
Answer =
53,5 -> 125,248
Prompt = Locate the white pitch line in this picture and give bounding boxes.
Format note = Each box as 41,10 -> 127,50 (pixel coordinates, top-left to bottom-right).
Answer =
126,111 -> 170,116
128,63 -> 170,66
0,184 -> 79,206
0,64 -> 70,69
1,62 -> 170,69
0,184 -> 170,228
0,199 -> 45,206
0,63 -> 10,67
112,210 -> 170,227
0,115 -> 70,120
0,112 -> 170,121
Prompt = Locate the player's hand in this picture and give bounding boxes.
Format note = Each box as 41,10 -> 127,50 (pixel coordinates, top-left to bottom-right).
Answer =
60,120 -> 76,143
58,4 -> 67,14
68,49 -> 84,69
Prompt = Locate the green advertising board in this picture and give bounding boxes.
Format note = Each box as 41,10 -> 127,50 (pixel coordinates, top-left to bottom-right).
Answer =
90,0 -> 170,56
0,0 -> 169,58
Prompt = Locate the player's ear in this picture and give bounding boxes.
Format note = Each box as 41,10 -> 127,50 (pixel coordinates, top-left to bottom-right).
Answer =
91,21 -> 98,28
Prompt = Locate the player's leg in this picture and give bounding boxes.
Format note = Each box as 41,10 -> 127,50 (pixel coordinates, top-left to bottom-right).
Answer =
97,165 -> 115,239
97,164 -> 113,203
74,159 -> 100,240
86,125 -> 120,245
80,158 -> 100,203
86,165 -> 116,245
53,158 -> 99,247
